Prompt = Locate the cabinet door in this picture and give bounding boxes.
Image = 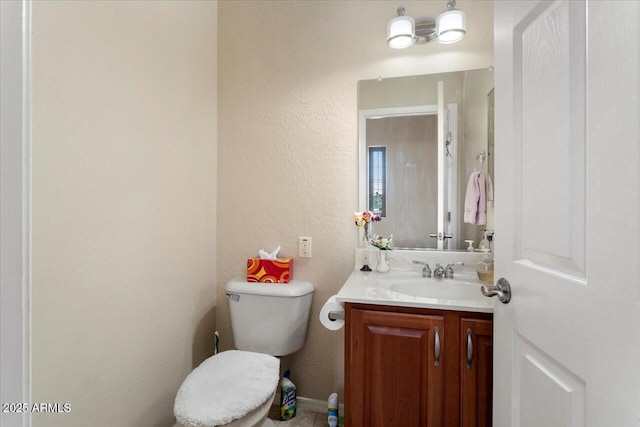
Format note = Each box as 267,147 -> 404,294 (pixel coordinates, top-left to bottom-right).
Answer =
460,318 -> 493,427
348,308 -> 444,427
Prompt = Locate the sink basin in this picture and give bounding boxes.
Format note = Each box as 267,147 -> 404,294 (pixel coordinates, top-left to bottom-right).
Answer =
389,278 -> 483,301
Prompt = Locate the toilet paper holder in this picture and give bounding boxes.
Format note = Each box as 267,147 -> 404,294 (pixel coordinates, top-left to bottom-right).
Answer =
328,311 -> 344,321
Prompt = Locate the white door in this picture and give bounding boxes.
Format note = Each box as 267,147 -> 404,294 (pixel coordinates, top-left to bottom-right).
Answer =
1,1 -> 32,427
494,1 -> 640,426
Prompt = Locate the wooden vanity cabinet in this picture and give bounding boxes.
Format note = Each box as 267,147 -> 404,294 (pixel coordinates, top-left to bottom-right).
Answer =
460,317 -> 493,427
347,308 -> 444,426
345,303 -> 493,427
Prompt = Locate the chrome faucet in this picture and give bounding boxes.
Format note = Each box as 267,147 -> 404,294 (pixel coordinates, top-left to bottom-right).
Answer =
412,260 -> 432,278
433,263 -> 445,279
444,261 -> 464,278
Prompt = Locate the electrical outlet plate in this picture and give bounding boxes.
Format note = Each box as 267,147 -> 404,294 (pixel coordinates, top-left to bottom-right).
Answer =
299,237 -> 312,258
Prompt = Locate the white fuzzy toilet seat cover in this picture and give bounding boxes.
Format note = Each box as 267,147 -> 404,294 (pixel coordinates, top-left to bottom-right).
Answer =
174,350 -> 280,427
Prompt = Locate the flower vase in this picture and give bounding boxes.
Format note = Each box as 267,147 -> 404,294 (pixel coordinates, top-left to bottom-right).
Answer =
376,250 -> 390,273
360,223 -> 372,271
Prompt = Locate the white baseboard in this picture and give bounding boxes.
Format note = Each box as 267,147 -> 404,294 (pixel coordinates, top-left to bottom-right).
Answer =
296,396 -> 344,417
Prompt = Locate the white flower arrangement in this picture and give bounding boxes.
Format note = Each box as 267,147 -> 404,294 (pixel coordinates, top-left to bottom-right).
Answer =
370,234 -> 393,251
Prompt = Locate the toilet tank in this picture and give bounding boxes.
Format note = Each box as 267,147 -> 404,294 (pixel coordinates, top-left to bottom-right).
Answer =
225,279 -> 315,357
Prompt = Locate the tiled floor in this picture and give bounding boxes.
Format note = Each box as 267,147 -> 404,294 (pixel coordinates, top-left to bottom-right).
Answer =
268,406 -> 339,426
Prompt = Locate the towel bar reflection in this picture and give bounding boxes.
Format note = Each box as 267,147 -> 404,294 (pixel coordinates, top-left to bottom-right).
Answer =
328,311 -> 344,321
475,151 -> 487,171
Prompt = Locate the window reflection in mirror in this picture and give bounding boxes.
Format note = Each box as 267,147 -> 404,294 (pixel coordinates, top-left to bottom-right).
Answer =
368,146 -> 386,217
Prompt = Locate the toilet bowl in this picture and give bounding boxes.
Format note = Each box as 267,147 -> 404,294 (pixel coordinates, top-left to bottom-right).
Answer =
173,280 -> 314,427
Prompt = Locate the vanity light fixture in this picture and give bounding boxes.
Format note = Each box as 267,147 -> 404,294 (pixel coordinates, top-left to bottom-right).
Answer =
387,1 -> 465,48
436,0 -> 466,44
387,6 -> 416,49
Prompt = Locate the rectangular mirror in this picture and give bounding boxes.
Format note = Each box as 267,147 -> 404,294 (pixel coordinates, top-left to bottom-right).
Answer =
358,68 -> 494,251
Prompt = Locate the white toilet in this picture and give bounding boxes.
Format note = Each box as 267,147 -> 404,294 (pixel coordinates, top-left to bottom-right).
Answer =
174,279 -> 314,427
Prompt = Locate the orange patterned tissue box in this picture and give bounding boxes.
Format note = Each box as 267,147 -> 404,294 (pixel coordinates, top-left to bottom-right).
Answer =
247,258 -> 293,283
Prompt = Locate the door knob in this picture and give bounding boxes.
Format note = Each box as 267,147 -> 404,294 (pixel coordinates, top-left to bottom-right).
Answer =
429,232 -> 454,240
480,278 -> 511,304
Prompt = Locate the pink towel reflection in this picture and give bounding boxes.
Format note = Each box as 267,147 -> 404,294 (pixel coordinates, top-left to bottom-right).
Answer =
464,171 -> 492,225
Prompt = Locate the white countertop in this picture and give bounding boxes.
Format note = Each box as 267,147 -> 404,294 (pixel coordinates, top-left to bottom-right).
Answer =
335,249 -> 495,313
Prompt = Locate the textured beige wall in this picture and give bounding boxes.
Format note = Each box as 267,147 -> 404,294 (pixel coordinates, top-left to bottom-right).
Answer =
31,1 -> 217,426
218,0 -> 493,403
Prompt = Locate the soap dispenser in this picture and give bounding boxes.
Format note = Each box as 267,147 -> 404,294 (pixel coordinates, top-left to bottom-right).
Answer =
476,251 -> 494,284
478,229 -> 490,252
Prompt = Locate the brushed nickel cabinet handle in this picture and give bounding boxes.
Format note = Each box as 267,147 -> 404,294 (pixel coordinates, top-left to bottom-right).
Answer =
466,328 -> 473,370
434,326 -> 441,367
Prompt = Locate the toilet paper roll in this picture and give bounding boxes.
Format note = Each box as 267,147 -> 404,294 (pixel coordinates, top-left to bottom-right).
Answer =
320,295 -> 345,331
